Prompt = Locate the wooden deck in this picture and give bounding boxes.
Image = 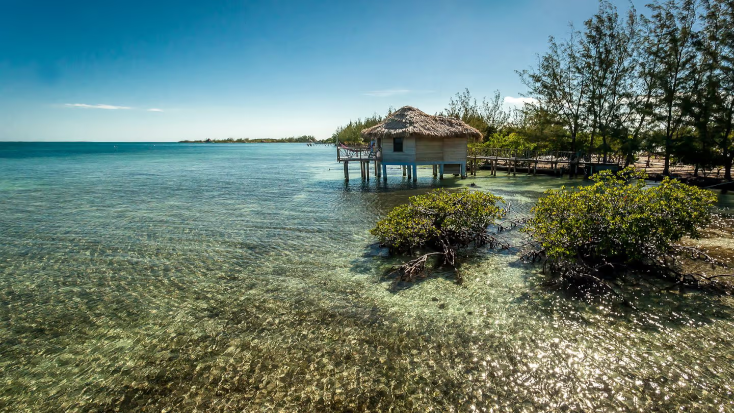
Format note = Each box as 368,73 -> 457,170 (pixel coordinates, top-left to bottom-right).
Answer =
335,145 -> 624,181
466,148 -> 621,176
336,145 -> 381,181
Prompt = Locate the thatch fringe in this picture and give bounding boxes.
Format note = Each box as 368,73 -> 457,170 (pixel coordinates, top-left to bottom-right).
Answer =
361,106 -> 482,140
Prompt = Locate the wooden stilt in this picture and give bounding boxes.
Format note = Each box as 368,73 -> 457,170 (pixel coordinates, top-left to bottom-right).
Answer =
433,165 -> 437,177
344,161 -> 349,181
382,163 -> 387,181
439,164 -> 444,179
412,164 -> 417,181
366,161 -> 370,181
402,166 -> 407,177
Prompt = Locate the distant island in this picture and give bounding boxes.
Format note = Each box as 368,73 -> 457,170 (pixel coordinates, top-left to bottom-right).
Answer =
180,135 -> 329,144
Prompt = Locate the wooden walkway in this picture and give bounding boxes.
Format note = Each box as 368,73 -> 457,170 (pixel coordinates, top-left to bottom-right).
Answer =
335,145 -> 624,181
466,148 -> 621,176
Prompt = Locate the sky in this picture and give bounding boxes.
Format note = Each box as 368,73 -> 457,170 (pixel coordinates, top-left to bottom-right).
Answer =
0,0 -> 635,142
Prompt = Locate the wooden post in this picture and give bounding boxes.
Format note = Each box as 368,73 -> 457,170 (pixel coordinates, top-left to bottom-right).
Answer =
407,165 -> 412,180
360,162 -> 365,180
344,161 -> 349,181
412,164 -> 417,181
433,165 -> 437,177
366,161 -> 370,181
460,163 -> 467,179
382,163 -> 387,181
439,164 -> 444,179
376,161 -> 381,178
402,166 -> 407,177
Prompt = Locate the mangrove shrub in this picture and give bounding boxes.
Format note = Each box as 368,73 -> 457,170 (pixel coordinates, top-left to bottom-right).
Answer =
524,168 -> 720,289
371,189 -> 506,282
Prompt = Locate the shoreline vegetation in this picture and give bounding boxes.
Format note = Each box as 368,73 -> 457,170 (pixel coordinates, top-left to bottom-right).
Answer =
180,135 -> 319,143
374,170 -> 733,295
331,0 -> 733,183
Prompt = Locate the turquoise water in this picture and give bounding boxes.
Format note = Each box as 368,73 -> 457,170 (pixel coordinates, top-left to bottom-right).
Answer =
1,142 -> 733,412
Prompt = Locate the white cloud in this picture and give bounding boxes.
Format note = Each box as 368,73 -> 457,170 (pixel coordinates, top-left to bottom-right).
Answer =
503,96 -> 537,106
364,89 -> 412,97
147,108 -> 164,112
65,103 -> 132,110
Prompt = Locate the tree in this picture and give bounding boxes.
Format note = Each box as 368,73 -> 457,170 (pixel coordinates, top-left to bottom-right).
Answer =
505,105 -> 571,151
330,109 -> 392,144
579,1 -> 639,163
519,28 -> 587,153
716,0 -> 734,180
443,89 -> 511,140
644,0 -> 698,176
371,189 -> 507,283
696,0 -> 734,180
481,90 -> 512,135
443,89 -> 489,140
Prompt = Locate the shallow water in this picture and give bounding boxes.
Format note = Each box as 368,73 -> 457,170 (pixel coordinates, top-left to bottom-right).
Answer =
1,142 -> 733,412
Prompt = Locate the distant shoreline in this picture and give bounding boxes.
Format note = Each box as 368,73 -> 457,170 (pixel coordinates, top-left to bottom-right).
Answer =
179,135 -> 329,144
179,140 -> 330,144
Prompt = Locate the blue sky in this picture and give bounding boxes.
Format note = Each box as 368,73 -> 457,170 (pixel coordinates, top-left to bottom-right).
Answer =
0,0 -> 634,141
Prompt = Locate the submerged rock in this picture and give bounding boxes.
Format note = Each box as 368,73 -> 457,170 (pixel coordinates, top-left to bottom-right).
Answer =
366,243 -> 390,258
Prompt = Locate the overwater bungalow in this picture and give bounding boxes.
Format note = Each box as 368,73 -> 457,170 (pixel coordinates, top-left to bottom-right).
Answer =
337,106 -> 481,181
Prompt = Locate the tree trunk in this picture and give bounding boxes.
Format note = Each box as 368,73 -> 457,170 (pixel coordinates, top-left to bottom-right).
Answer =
663,133 -> 672,176
724,106 -> 733,181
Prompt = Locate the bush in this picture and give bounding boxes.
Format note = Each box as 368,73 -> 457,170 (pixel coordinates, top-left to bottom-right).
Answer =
524,168 -> 720,290
371,189 -> 506,282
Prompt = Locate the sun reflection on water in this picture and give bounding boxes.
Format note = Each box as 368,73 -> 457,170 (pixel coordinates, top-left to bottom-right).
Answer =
0,143 -> 733,411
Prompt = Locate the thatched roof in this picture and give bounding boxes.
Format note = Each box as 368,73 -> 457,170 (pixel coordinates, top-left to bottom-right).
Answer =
361,106 -> 482,140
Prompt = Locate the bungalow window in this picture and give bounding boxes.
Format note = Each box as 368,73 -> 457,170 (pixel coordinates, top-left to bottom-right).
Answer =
393,137 -> 404,152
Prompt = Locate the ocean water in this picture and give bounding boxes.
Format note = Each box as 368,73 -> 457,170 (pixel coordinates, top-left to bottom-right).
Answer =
1,142 -> 733,412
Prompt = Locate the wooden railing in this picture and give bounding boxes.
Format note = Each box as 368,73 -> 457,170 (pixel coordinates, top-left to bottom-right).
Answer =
336,143 -> 379,162
468,148 -> 599,164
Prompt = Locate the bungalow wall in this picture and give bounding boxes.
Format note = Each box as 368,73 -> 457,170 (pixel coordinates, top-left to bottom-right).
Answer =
381,136 -> 467,165
415,137 -> 443,162
441,138 -> 468,163
381,137 -> 416,163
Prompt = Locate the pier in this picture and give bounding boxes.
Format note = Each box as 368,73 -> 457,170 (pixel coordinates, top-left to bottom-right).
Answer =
337,145 -> 623,181
465,148 -> 622,177
334,107 -> 622,182
336,144 -> 380,182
